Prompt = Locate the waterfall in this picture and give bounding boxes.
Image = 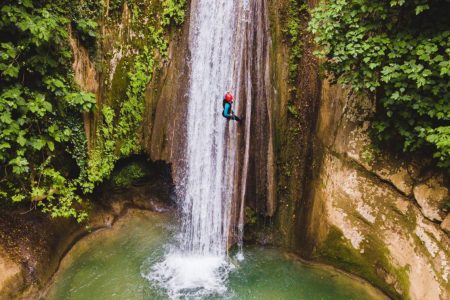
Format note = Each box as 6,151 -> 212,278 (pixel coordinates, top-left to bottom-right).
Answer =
143,0 -> 271,298
179,0 -> 237,256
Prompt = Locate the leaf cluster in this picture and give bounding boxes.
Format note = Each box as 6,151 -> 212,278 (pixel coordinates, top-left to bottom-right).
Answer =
0,0 -> 97,220
161,0 -> 187,27
283,0 -> 308,85
309,0 -> 450,168
0,0 -> 187,220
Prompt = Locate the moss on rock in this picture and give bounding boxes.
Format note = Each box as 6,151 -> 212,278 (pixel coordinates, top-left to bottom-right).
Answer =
316,226 -> 410,300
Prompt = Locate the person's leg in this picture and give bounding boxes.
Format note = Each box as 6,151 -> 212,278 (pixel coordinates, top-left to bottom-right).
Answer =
224,115 -> 241,122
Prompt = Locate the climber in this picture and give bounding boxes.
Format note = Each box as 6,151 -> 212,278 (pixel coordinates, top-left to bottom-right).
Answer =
222,92 -> 241,122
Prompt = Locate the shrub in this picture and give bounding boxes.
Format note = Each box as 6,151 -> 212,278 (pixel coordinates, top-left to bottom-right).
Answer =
309,0 -> 450,168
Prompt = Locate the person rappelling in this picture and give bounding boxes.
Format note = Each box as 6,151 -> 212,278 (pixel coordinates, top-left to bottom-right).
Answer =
222,92 -> 242,122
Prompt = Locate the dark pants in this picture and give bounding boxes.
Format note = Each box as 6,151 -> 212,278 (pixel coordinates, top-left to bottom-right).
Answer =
225,115 -> 241,122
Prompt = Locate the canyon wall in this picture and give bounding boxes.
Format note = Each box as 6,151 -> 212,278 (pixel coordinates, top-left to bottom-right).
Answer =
74,1 -> 450,298
0,2 -> 188,298
305,82 -> 450,299
259,1 -> 450,299
142,6 -> 190,179
70,1 -> 191,178
1,1 -> 448,299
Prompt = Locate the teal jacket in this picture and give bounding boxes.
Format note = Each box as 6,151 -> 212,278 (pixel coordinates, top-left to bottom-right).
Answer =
222,102 -> 233,118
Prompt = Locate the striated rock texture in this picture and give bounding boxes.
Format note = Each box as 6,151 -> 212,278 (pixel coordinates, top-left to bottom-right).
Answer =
293,3 -> 449,300
68,0 -> 450,298
69,28 -> 99,149
302,81 -> 450,300
142,5 -> 191,179
228,0 -> 276,243
241,0 -> 321,249
243,1 -> 450,299
68,0 -> 191,171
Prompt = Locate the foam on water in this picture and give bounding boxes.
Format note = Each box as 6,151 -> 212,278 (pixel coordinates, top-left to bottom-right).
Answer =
144,252 -> 235,299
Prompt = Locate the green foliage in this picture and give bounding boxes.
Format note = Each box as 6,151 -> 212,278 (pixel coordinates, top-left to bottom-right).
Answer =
107,0 -> 126,20
0,0 -> 97,220
162,0 -> 187,26
361,144 -> 380,165
68,0 -> 103,55
245,206 -> 257,225
111,162 -> 148,188
309,0 -> 450,168
35,167 -> 88,222
117,48 -> 154,156
281,162 -> 292,177
86,0 -> 186,191
287,104 -> 300,118
425,126 -> 450,168
283,0 -> 308,84
0,0 -> 187,220
81,106 -> 117,194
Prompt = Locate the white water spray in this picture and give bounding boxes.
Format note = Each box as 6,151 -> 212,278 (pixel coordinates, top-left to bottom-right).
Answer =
143,0 -> 250,298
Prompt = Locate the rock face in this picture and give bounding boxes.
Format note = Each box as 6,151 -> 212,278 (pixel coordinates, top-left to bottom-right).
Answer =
69,28 -> 99,149
68,1 -> 192,176
255,1 -> 450,299
3,1 -> 448,299
302,81 -> 450,299
0,247 -> 23,300
250,0 -> 321,248
142,6 -> 191,179
413,177 -> 449,222
70,0 -> 449,298
442,214 -> 450,234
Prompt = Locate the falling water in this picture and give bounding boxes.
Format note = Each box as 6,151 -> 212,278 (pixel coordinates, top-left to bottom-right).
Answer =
143,0 -> 250,298
180,0 -> 236,255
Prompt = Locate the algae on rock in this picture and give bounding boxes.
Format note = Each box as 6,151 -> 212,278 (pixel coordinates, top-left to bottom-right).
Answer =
70,0 -> 188,193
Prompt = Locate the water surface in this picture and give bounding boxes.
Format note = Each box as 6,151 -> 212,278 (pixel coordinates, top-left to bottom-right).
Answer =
46,210 -> 386,300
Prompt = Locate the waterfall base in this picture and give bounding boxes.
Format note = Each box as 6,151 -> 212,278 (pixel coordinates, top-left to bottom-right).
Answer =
143,252 -> 234,298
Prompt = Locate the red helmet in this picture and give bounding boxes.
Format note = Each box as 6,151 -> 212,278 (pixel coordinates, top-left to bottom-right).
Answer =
225,92 -> 233,102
